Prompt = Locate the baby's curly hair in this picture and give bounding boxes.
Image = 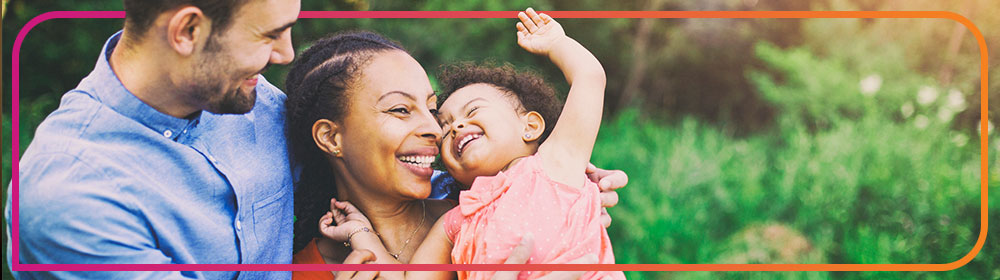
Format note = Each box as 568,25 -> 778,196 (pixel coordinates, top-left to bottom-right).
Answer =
437,62 -> 563,143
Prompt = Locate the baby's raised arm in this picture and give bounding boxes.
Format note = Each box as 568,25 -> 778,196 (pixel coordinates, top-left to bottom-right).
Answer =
518,8 -> 607,187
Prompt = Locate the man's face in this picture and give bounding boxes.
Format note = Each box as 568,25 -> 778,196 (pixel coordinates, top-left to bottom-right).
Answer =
189,0 -> 299,115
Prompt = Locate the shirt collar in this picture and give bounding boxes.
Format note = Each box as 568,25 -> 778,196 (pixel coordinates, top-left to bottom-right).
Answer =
77,31 -> 200,141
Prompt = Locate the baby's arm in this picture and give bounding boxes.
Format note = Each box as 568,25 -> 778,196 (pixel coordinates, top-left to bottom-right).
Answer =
517,8 -> 607,187
318,199 -> 400,265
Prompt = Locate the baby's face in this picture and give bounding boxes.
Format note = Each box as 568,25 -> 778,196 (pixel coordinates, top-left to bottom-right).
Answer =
437,83 -> 531,186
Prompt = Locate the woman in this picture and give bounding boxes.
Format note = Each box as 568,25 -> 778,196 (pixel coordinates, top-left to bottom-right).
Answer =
285,31 -> 625,279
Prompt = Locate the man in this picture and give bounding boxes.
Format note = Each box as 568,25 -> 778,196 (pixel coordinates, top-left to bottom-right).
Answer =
5,0 -> 300,278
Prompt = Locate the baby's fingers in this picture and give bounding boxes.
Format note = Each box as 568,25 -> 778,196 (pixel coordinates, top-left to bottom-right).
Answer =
518,11 -> 538,33
526,8 -> 544,26
319,212 -> 337,234
331,207 -> 349,224
541,13 -> 553,24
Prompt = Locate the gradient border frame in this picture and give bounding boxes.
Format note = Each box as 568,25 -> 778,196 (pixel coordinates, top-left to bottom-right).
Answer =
7,10 -> 990,272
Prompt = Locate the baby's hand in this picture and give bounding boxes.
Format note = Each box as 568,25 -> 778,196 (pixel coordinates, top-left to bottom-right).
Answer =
319,199 -> 374,242
516,7 -> 566,56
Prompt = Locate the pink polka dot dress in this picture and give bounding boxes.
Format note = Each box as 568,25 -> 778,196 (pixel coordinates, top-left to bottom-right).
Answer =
442,154 -> 625,280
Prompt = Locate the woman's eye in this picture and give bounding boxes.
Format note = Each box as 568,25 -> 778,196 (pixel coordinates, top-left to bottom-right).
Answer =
389,107 -> 410,114
466,107 -> 479,117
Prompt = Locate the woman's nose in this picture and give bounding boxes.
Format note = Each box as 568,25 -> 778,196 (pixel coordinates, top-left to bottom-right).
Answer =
417,110 -> 442,141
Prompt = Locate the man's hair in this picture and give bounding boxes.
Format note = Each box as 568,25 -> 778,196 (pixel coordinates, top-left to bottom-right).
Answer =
438,62 -> 563,144
123,0 -> 252,38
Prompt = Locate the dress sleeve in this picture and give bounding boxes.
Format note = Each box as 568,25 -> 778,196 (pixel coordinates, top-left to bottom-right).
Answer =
441,207 -> 464,244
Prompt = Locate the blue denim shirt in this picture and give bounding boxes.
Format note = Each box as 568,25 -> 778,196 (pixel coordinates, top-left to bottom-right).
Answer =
4,32 -> 293,279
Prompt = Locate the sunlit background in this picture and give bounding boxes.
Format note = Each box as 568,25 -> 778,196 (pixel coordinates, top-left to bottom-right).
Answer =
3,0 -> 998,279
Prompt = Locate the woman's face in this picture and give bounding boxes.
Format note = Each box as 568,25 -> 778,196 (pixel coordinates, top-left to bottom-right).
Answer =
336,50 -> 440,200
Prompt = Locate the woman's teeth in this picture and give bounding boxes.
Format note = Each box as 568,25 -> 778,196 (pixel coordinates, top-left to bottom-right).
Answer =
398,155 -> 434,168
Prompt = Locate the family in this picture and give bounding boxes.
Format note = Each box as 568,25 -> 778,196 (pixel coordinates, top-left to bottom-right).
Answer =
5,1 -> 628,279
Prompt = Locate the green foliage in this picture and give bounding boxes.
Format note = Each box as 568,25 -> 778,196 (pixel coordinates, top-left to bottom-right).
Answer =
596,40 -> 994,279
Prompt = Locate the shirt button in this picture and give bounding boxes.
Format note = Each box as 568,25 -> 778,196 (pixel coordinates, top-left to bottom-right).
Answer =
236,220 -> 242,231
163,130 -> 173,138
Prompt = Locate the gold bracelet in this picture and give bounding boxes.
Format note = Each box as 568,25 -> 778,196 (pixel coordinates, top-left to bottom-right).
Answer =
343,226 -> 374,247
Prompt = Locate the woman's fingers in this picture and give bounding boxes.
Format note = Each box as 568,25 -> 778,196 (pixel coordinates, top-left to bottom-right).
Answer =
599,190 -> 619,208
599,208 -> 612,228
504,233 -> 535,264
536,254 -> 597,280
492,233 -> 536,280
585,164 -> 628,192
350,270 -> 380,280
335,250 -> 378,280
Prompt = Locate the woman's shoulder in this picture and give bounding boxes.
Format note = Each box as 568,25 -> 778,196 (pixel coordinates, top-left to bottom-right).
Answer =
425,199 -> 458,219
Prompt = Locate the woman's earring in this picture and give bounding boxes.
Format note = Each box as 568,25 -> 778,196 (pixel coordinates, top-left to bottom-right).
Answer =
333,149 -> 341,156
524,133 -> 533,140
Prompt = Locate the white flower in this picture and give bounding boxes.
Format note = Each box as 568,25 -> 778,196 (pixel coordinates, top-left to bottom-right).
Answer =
917,86 -> 938,106
900,102 -> 915,118
938,108 -> 955,123
915,115 -> 929,129
859,74 -> 882,96
952,133 -> 969,147
946,89 -> 966,111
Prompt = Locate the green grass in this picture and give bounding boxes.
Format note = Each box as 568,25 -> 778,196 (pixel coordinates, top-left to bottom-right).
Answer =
595,110 -> 996,279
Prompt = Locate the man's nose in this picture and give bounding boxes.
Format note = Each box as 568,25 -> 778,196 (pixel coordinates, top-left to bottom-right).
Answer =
270,31 -> 294,65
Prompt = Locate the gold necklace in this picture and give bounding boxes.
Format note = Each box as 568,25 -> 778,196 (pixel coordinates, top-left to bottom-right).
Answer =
391,200 -> 426,259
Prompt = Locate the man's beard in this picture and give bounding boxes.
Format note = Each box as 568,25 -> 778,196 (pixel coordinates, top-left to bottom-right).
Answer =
205,86 -> 257,115
191,44 -> 259,115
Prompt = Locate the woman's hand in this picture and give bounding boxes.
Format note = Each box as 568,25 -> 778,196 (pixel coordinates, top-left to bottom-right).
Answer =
586,163 -> 628,228
320,199 -> 374,242
334,249 -> 380,280
516,7 -> 567,57
492,234 -> 599,280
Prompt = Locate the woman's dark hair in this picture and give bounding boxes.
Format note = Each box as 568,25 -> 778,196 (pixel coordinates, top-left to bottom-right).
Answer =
286,31 -> 406,253
437,62 -> 563,143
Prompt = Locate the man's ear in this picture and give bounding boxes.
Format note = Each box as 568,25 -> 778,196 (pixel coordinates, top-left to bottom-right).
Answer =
522,111 -> 545,142
312,119 -> 345,157
166,6 -> 210,56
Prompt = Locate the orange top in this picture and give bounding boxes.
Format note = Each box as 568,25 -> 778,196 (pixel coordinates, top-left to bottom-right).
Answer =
292,238 -> 334,280
443,154 -> 625,280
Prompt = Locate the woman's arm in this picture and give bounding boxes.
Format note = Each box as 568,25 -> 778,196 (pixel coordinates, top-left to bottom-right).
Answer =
404,217 -> 456,279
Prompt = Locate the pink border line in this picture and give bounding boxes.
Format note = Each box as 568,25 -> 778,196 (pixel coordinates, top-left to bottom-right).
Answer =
9,10 -> 988,272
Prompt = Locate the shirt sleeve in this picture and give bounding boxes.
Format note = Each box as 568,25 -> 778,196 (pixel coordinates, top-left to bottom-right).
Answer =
13,153 -> 198,279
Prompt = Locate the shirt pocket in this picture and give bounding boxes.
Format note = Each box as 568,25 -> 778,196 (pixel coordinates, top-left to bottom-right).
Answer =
251,185 -> 292,259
